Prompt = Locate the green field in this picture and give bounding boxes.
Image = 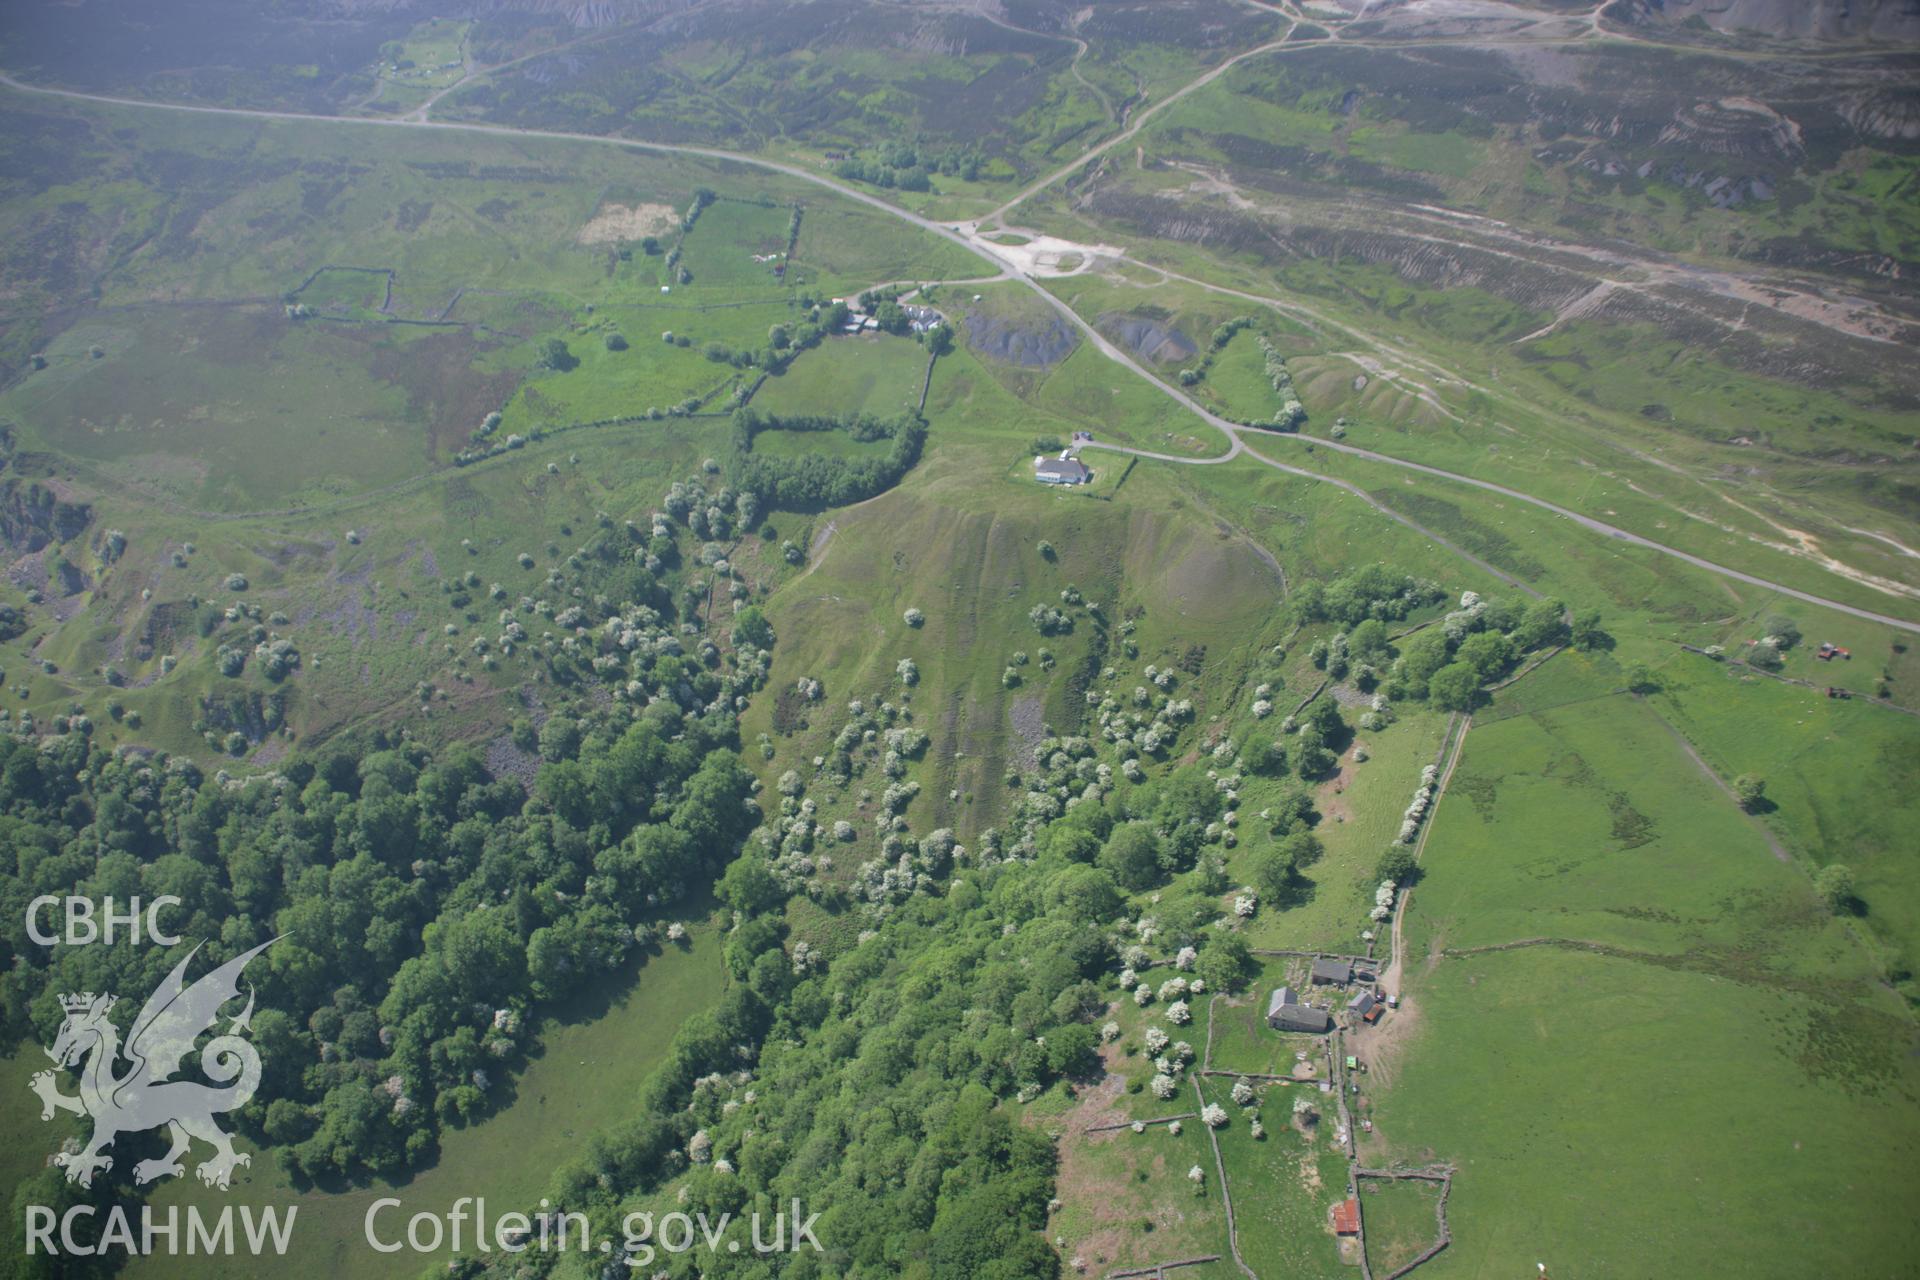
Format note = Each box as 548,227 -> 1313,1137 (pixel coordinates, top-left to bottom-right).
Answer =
1189,328 -> 1286,423
0,309 -> 429,508
1198,1072 -> 1353,1278
1643,654 -> 1920,972
1368,655 -> 1920,1277
752,333 -> 931,419
1358,1176 -> 1444,1276
673,199 -> 795,292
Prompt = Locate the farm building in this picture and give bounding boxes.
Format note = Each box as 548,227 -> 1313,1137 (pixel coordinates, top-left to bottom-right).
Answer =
1035,454 -> 1091,485
1267,988 -> 1333,1034
1272,1005 -> 1333,1034
1332,1198 -> 1361,1237
1311,957 -> 1353,986
1348,991 -> 1378,1018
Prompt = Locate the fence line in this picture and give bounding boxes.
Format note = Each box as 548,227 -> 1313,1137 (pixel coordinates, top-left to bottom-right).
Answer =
917,349 -> 938,412
1105,1257 -> 1220,1280
1678,644 -> 1920,720
1191,1076 -> 1257,1280
1084,1112 -> 1194,1135
1356,1166 -> 1456,1280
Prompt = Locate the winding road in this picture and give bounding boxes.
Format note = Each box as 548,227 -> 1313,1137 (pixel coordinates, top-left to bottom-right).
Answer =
4,50 -> 1917,635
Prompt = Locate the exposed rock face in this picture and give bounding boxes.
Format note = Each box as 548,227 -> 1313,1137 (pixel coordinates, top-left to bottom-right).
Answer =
1839,90 -> 1920,139
1606,0 -> 1920,41
0,480 -> 91,556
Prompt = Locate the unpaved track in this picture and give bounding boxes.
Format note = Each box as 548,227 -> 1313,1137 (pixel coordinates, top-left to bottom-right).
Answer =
4,67 -> 1916,634
1382,712 -> 1470,1001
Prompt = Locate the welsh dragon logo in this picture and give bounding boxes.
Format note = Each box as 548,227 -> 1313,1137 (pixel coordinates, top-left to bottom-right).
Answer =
30,938 -> 275,1190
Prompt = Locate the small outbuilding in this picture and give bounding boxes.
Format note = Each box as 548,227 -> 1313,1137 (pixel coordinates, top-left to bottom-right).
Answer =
1311,957 -> 1353,986
1332,1198 -> 1361,1237
1348,991 -> 1378,1018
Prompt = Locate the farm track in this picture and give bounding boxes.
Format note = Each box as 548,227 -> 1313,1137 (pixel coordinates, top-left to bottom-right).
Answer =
5,43 -> 1919,634
936,2 -> 1116,129
1381,712 -> 1469,1004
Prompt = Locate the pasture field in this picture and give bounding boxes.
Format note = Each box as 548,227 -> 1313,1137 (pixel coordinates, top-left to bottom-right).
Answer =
372,19 -> 468,89
1044,1102 -> 1238,1280
789,204 -> 987,294
751,333 -> 932,419
492,312 -> 767,432
1367,654 -> 1920,1278
1638,645 -> 1920,986
1188,328 -> 1286,424
1197,1072 -> 1353,1279
1031,343 -> 1225,457
670,198 -> 795,295
0,1042 -> 57,1200
747,423 -> 897,464
1358,1177 -> 1445,1276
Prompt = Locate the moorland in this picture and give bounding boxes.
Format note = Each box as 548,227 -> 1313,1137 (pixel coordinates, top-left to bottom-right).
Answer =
0,2 -> 1916,1278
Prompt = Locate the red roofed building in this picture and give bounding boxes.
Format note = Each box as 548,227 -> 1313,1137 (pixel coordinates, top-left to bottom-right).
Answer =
1333,1198 -> 1361,1236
